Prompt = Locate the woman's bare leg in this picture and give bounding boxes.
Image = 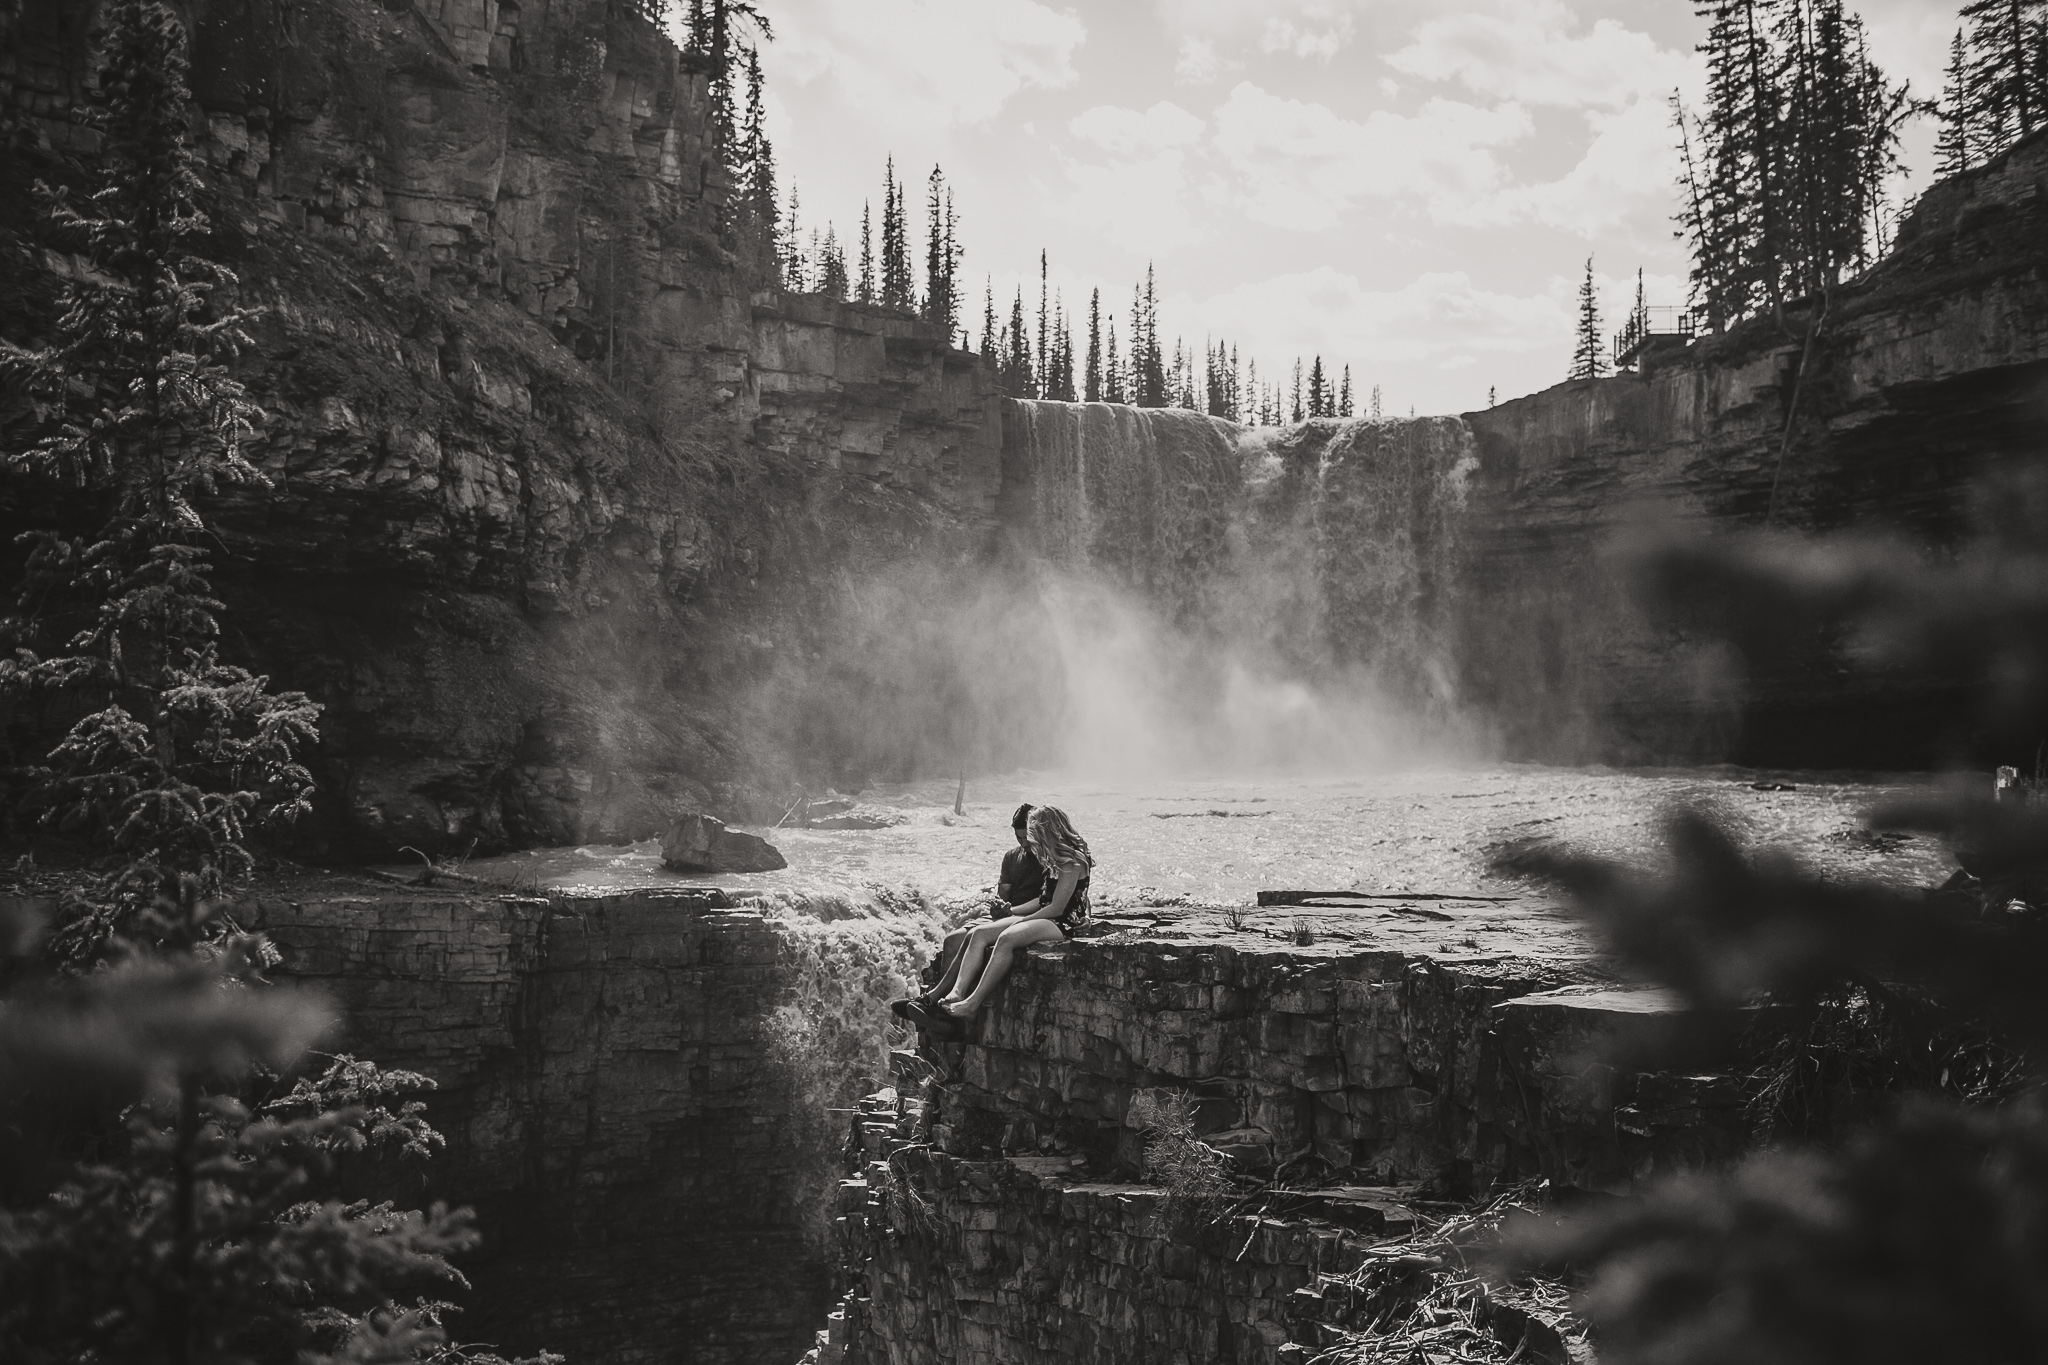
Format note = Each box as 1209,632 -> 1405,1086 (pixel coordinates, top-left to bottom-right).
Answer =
945,919 -> 1065,1017
940,919 -> 1016,1004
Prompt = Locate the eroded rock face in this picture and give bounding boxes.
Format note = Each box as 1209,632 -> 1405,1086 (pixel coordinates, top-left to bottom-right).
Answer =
807,938 -> 1748,1365
0,0 -> 1003,855
1448,129 -> 2048,768
253,888 -> 889,1365
660,812 -> 786,872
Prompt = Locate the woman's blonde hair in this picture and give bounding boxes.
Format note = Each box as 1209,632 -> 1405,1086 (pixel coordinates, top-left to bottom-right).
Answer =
1026,805 -> 1093,872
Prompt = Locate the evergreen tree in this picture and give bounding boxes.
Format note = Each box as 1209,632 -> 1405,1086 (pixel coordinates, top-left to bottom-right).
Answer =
1572,257 -> 1608,381
921,165 -> 959,337
1307,356 -> 1328,417
0,0 -> 319,958
687,0 -> 773,182
857,200 -> 875,304
1245,358 -> 1259,424
0,889 -> 510,1364
1489,385 -> 1498,407
1134,266 -> 1165,407
1963,0 -> 2047,155
1339,364 -> 1353,417
1371,384 -> 1383,422
1035,251 -> 1049,400
1678,0 -> 1914,331
1084,288 -> 1103,402
1005,288 -> 1033,397
942,186 -> 960,342
1104,318 -> 1125,404
735,44 -> 778,278
1937,27 -> 1977,176
980,278 -> 996,363
879,157 -> 913,310
818,224 -> 849,300
1290,359 -> 1303,422
781,185 -> 804,291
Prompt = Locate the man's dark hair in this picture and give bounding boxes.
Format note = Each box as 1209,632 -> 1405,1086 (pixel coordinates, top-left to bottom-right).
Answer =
1012,803 -> 1034,831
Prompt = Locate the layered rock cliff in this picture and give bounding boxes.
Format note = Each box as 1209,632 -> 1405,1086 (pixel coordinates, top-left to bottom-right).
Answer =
1451,129 -> 2048,767
255,884 -> 941,1365
1,0 -> 1001,855
807,930 -> 1750,1365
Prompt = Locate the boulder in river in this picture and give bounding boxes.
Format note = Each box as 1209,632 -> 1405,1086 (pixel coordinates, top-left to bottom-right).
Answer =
661,813 -> 787,873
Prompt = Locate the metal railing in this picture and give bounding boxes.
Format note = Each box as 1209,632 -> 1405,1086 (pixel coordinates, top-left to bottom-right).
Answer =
1613,306 -> 1697,368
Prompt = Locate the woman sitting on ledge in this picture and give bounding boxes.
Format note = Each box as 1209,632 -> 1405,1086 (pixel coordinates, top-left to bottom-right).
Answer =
941,805 -> 1093,1019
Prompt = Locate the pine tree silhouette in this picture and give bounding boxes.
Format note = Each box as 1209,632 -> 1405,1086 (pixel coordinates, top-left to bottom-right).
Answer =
1571,257 -> 1607,381
0,0 -> 319,959
1085,288 -> 1103,402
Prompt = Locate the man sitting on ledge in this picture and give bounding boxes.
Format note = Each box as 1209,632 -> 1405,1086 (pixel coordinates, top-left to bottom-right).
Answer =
908,803 -> 1044,1012
940,805 -> 1094,1018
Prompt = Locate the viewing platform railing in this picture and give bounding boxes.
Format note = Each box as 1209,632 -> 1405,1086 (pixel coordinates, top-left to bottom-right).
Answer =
1613,306 -> 1697,369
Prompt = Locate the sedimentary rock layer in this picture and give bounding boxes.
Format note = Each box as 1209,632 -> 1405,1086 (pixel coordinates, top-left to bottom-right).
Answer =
255,887 -> 934,1365
811,934 -> 1747,1365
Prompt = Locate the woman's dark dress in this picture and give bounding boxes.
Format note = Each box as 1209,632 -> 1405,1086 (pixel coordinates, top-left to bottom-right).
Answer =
1051,861 -> 1091,937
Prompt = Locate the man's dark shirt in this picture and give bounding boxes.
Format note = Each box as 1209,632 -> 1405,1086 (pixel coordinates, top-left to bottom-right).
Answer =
999,845 -> 1046,908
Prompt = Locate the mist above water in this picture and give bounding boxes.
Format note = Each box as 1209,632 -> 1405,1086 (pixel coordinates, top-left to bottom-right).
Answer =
1009,402 -> 1486,777
743,403 -> 1491,789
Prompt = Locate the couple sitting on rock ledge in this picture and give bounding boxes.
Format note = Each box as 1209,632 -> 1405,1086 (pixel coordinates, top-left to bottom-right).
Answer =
898,803 -> 1093,1030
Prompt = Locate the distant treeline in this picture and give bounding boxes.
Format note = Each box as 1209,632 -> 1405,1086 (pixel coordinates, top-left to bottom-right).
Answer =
676,2 -> 1377,425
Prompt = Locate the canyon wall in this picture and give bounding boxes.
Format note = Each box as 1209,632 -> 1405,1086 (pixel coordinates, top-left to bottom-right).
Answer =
254,885 -> 941,1365
0,0 -> 1001,855
807,934 -> 1750,1365
1451,129 -> 2048,767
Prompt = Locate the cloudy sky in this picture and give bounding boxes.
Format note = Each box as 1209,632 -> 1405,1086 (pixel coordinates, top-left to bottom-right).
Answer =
754,0 -> 1951,416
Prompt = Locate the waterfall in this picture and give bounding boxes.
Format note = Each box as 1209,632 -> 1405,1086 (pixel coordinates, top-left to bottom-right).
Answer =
999,401 -> 1480,772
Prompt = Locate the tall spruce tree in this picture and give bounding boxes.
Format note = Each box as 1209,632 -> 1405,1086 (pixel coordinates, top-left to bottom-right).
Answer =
690,0 -> 773,201
1034,251 -> 1049,400
1937,27 -> 1978,175
1134,266 -> 1165,407
879,156 -> 913,310
1290,359 -> 1303,422
857,200 -> 875,303
1339,364 -> 1353,417
818,224 -> 848,300
1084,288 -> 1103,402
1307,356 -> 1328,417
921,165 -> 959,337
980,279 -> 997,362
0,0 -> 319,959
1005,289 -> 1032,397
1678,0 -> 1913,331
781,185 -> 804,291
1571,257 -> 1608,381
1963,0 -> 2047,154
735,44 -> 778,277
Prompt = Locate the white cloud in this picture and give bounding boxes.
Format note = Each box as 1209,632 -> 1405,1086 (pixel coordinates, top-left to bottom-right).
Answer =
1387,2 -> 1691,109
771,0 -> 1086,132
1506,96 -> 1687,238
1209,83 -> 1531,231
1261,13 -> 1355,60
1173,36 -> 1241,84
1178,267 -> 1573,371
1055,102 -> 1207,251
1156,0 -> 1363,60
1069,101 -> 1205,156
